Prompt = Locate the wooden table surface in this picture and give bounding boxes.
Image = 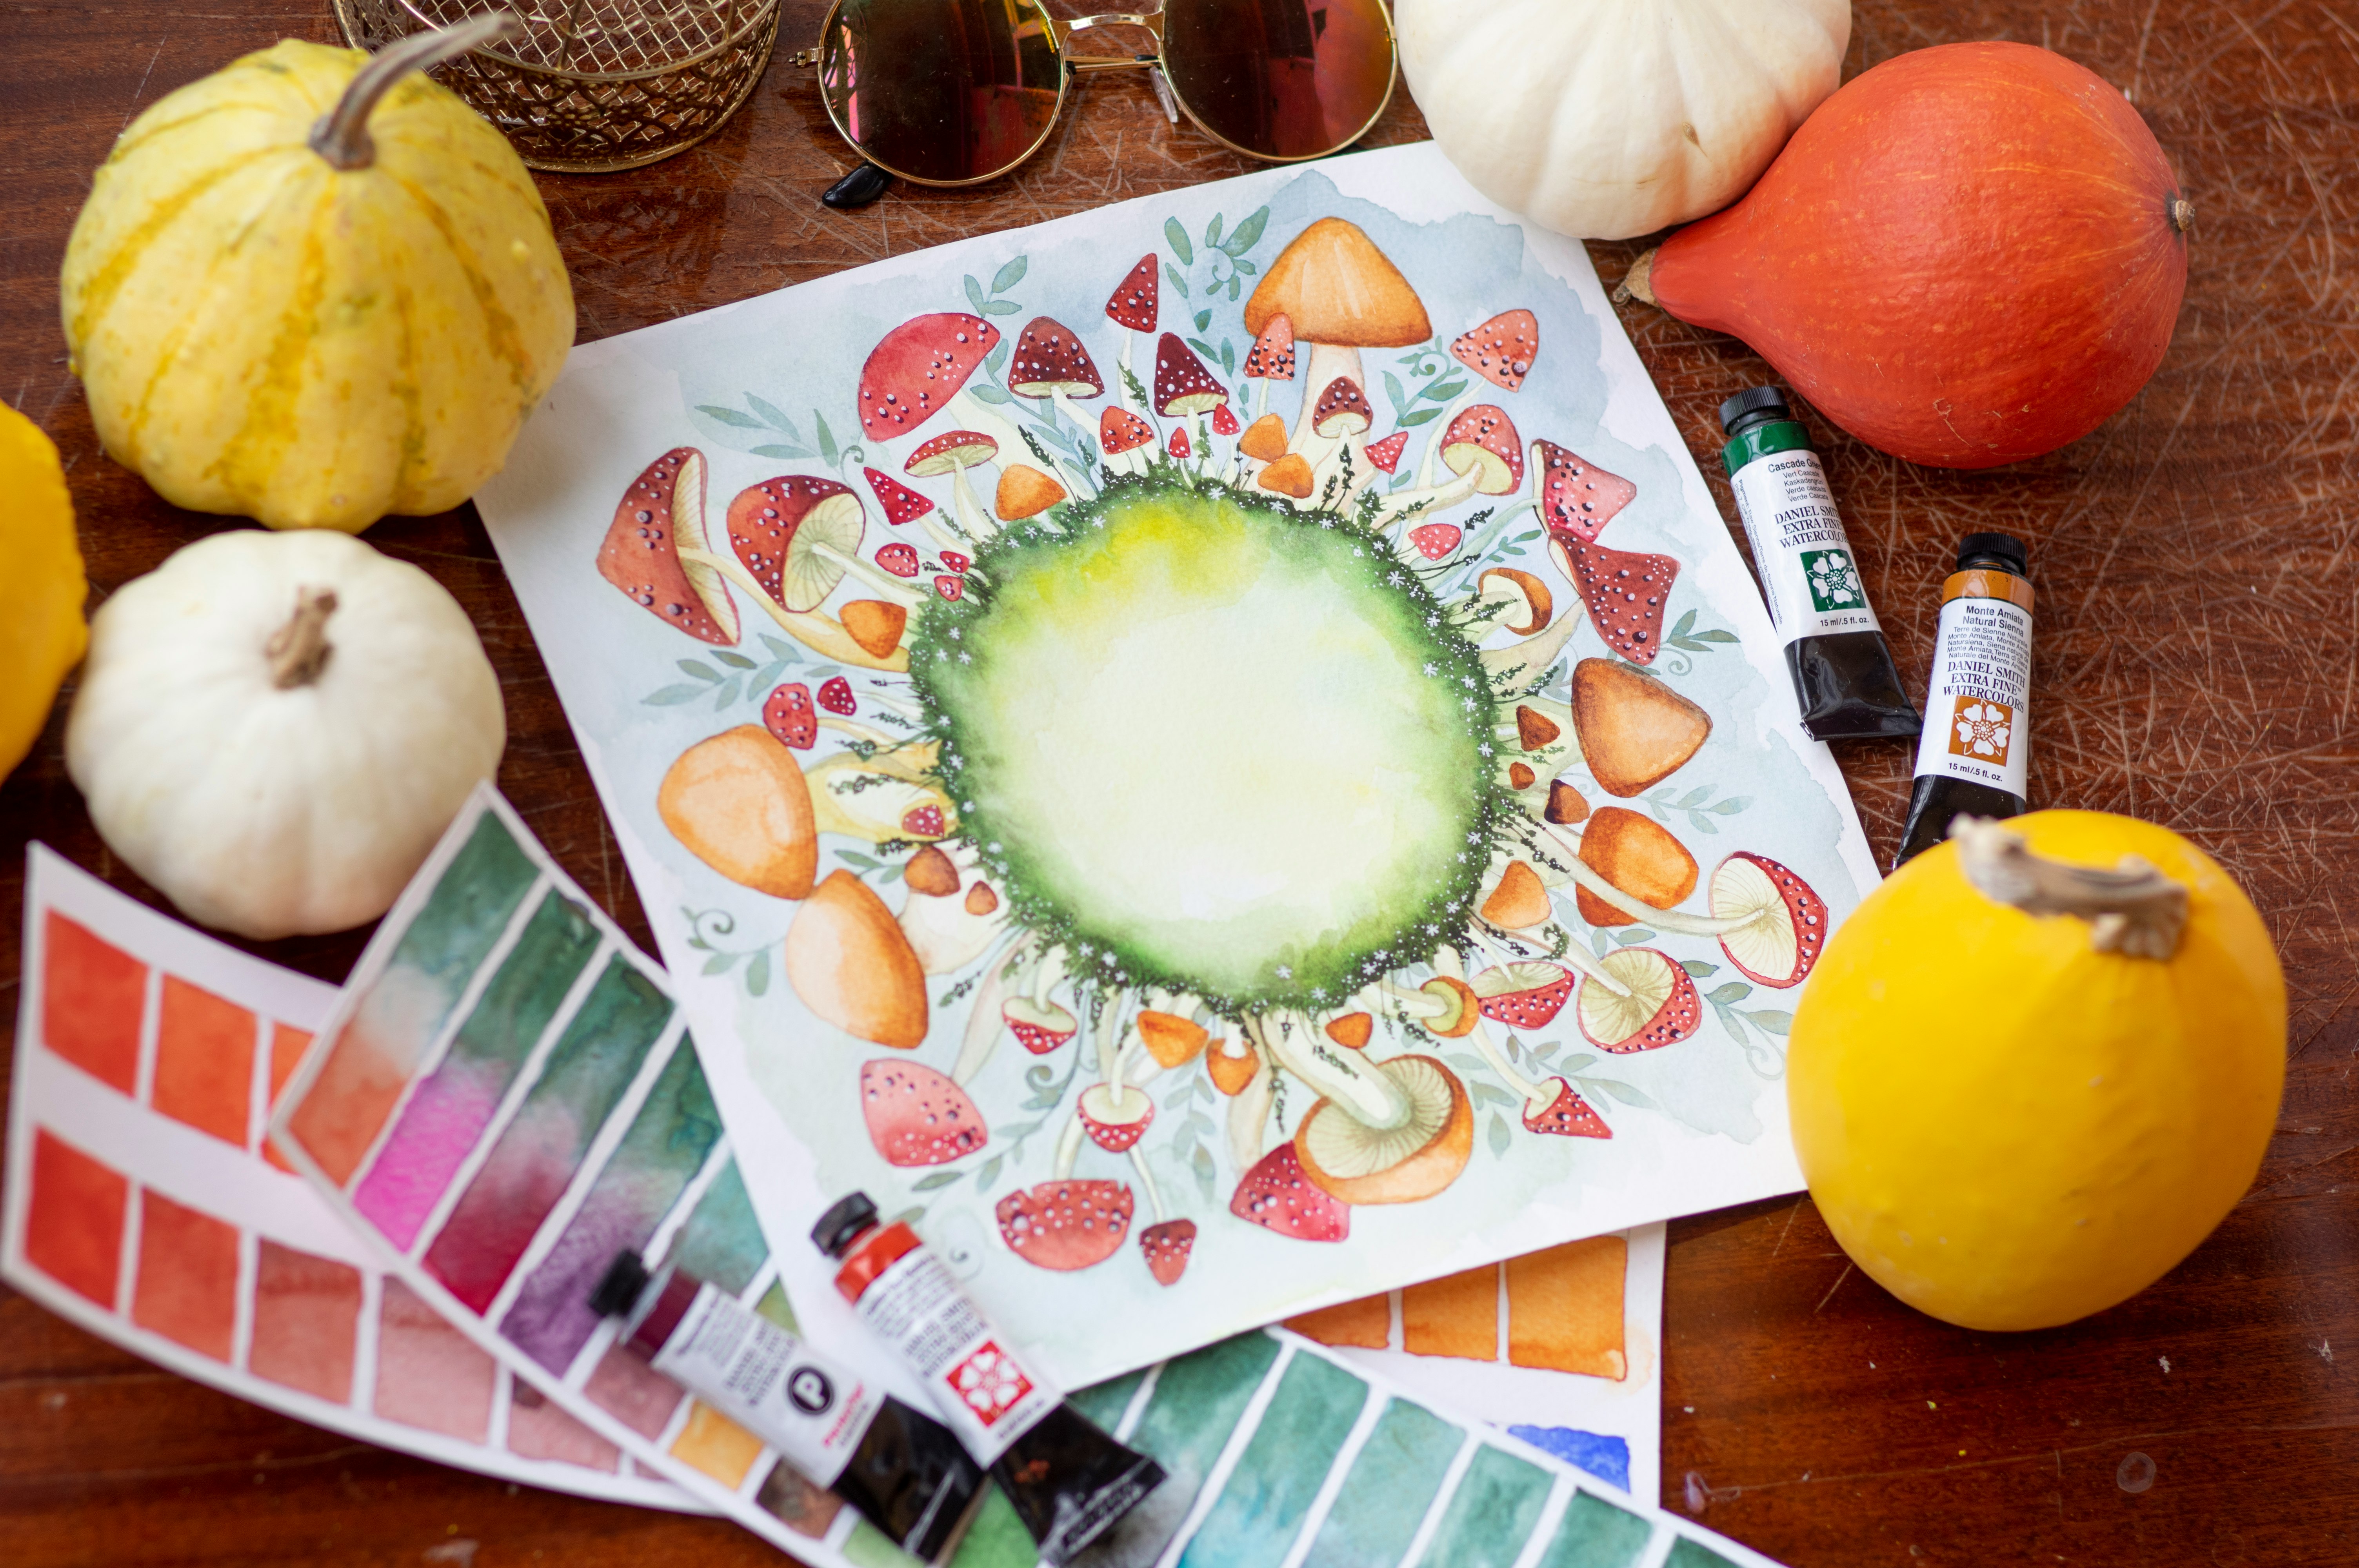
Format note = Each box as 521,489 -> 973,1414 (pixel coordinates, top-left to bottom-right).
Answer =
7,2 -> 2357,1563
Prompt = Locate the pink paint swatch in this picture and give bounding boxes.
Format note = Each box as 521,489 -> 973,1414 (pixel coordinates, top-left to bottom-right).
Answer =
249,1241 -> 362,1403
373,1278 -> 496,1442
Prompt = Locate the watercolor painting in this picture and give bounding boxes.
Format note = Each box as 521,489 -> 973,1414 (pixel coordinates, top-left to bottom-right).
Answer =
477,142 -> 1879,1388
0,846 -> 699,1510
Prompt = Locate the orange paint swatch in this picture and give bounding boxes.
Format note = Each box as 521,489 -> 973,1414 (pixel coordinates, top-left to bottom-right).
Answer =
153,975 -> 256,1147
133,1189 -> 240,1361
262,1024 -> 314,1174
43,913 -> 145,1094
249,1241 -> 362,1403
25,1129 -> 128,1306
670,1401 -> 765,1488
1285,1292 -> 1391,1350
1403,1263 -> 1500,1360
1505,1235 -> 1627,1379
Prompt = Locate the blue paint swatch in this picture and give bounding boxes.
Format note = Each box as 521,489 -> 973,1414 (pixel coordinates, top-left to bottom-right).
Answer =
1299,1397 -> 1463,1568
1510,1425 -> 1632,1492
1179,1352 -> 1370,1568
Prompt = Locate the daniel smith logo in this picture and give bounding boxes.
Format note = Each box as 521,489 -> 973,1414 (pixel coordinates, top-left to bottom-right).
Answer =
1948,695 -> 2014,766
947,1341 -> 1032,1426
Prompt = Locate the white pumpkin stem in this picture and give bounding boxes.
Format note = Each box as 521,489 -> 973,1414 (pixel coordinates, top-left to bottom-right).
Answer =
1951,817 -> 2188,960
267,587 -> 339,688
311,12 -> 519,172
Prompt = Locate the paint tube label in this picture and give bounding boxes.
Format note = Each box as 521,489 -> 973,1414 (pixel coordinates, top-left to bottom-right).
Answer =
852,1245 -> 1058,1463
1912,570 -> 2035,799
648,1283 -> 879,1488
1728,448 -> 1883,641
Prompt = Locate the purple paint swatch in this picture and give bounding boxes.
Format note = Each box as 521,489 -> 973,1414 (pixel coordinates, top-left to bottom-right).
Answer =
422,958 -> 671,1314
499,1041 -> 722,1373
353,891 -> 599,1249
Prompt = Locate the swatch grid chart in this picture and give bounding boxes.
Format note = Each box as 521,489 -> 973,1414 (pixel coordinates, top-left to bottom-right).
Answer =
266,787 -> 875,1561
1285,1227 -> 1667,1500
937,1328 -> 1773,1568
0,846 -> 698,1510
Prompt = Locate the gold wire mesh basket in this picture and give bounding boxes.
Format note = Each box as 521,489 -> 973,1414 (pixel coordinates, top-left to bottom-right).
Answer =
331,0 -> 781,172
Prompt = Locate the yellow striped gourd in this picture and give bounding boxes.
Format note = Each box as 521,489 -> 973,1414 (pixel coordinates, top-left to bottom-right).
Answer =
60,20 -> 572,533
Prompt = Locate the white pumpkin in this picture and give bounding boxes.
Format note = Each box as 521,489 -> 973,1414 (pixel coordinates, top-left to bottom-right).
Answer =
1398,0 -> 1851,241
66,529 -> 505,938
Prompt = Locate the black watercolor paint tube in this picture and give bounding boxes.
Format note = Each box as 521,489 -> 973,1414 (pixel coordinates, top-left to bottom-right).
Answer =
1720,386 -> 1923,742
812,1191 -> 1165,1566
1894,532 -> 2036,868
589,1249 -> 985,1562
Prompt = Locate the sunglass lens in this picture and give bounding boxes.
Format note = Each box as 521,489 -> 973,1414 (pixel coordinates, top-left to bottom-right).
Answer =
819,0 -> 1066,184
1161,0 -> 1396,161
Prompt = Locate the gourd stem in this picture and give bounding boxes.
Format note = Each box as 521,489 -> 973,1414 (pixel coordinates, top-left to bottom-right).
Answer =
1951,816 -> 2188,960
267,588 -> 338,688
2170,198 -> 2196,233
311,13 -> 519,172
1615,250 -> 1659,307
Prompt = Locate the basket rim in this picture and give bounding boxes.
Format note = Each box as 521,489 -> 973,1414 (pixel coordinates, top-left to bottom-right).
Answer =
343,0 -> 783,83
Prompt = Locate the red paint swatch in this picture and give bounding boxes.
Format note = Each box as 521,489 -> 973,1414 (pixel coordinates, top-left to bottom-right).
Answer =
373,1279 -> 495,1441
42,912 -> 145,1093
132,1189 -> 239,1361
508,1381 -> 622,1470
25,1129 -> 128,1306
153,975 -> 256,1147
262,1024 -> 314,1174
585,1343 -> 687,1440
248,1241 -> 362,1403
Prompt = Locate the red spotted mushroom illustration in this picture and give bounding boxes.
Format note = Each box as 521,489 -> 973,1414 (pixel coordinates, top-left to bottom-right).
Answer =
599,448 -> 739,644
1006,316 -> 1105,436
1153,333 -> 1229,458
1241,310 -> 1295,419
861,1058 -> 988,1166
905,430 -> 1000,543
1103,253 -> 1159,412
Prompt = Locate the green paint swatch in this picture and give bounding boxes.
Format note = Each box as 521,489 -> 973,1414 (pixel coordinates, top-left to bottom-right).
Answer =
753,1278 -> 798,1334
447,890 -> 599,1076
1069,1367 -> 1147,1432
1300,1398 -> 1464,1568
673,1155 -> 768,1294
1535,1492 -> 1656,1568
1664,1537 -> 1743,1568
947,1485 -> 1040,1568
1410,1445 -> 1554,1568
1071,1330 -> 1286,1561
378,809 -> 540,1033
1178,1351 -> 1370,1568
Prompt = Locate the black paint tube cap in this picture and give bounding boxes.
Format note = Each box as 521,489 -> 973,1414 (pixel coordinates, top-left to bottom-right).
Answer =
813,1191 -> 881,1259
1718,385 -> 1790,433
590,1249 -> 652,1319
1956,532 -> 2028,575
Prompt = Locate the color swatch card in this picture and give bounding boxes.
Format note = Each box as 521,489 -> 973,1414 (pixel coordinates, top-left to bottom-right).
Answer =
927,1325 -> 1772,1568
475,140 -> 1880,1390
266,788 -> 885,1562
1285,1226 -> 1666,1502
1,845 -> 699,1512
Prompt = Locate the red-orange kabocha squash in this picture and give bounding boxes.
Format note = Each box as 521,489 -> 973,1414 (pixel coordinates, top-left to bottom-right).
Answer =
1626,42 -> 2191,469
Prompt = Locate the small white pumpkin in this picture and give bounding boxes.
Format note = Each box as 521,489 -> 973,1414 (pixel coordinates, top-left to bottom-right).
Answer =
1398,0 -> 1851,241
66,529 -> 505,939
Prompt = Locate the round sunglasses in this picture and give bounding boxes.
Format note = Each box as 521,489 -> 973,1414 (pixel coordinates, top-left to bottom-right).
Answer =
800,0 -> 1399,188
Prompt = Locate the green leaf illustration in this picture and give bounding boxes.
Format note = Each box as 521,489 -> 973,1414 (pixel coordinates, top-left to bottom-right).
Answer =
643,684 -> 705,706
1194,309 -> 1212,332
745,949 -> 770,996
1707,982 -> 1752,1004
1488,1111 -> 1512,1156
760,635 -> 799,662
746,394 -> 797,434
1221,340 -> 1236,376
968,381 -> 1013,404
1681,959 -> 1720,978
712,649 -> 756,670
1165,217 -> 1193,265
1205,213 -> 1224,249
964,274 -> 988,314
991,255 -> 1028,294
677,659 -> 720,681
751,444 -> 812,460
1165,263 -> 1190,298
982,298 -> 1021,316
711,676 -> 741,710
914,1170 -> 963,1192
1384,372 -> 1408,414
702,952 -> 735,976
1418,377 -> 1468,403
1398,407 -> 1442,428
1743,1009 -> 1794,1035
815,412 -> 838,464
1225,206 -> 1268,255
696,404 -> 765,429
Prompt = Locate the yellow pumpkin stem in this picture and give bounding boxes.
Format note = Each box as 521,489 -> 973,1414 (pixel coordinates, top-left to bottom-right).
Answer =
265,586 -> 338,688
309,12 -> 519,172
1950,817 -> 2188,960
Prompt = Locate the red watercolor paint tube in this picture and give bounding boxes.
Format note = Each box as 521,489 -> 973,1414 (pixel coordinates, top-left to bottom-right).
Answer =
591,1250 -> 983,1562
812,1191 -> 1165,1566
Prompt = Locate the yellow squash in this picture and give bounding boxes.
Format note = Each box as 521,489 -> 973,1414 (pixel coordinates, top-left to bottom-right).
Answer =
59,20 -> 572,532
0,405 -> 88,777
1789,811 -> 2284,1330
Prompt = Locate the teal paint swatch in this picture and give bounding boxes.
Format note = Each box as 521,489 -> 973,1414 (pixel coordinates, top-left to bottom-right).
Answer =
1178,1351 -> 1370,1568
671,1156 -> 768,1295
366,810 -> 539,1046
1664,1538 -> 1743,1568
1534,1492 -> 1656,1568
1069,1367 -> 1147,1432
947,1485 -> 1039,1568
1074,1330 -> 1285,1562
1410,1444 -> 1554,1568
423,957 -> 673,1312
1299,1398 -> 1463,1568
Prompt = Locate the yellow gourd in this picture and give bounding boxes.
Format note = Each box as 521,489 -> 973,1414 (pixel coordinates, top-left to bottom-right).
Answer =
59,18 -> 572,533
1789,811 -> 2284,1331
0,405 -> 88,778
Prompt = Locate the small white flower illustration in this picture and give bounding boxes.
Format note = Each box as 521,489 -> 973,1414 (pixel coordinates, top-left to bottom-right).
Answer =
1808,550 -> 1862,608
1953,699 -> 2012,760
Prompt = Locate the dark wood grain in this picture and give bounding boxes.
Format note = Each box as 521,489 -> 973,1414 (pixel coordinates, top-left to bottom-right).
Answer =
5,2 -> 2356,1563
